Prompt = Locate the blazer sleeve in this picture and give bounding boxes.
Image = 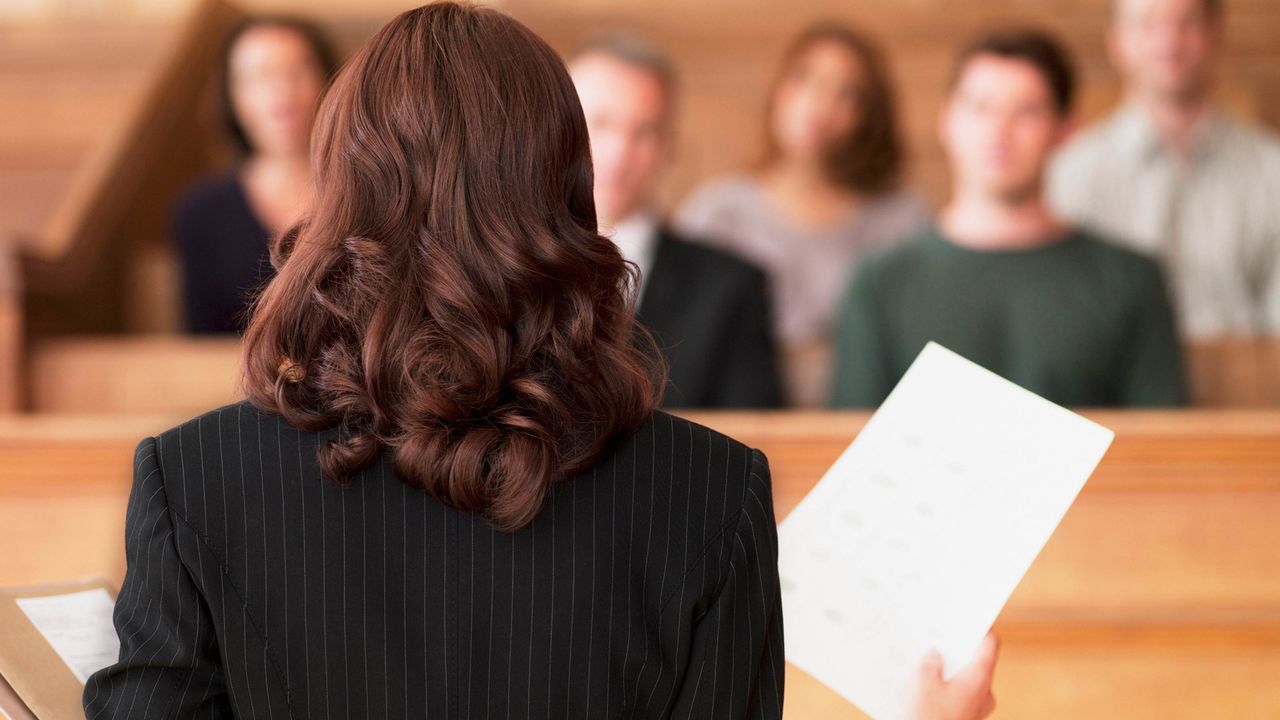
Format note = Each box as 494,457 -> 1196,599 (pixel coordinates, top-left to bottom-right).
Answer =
668,449 -> 785,719
84,437 -> 231,719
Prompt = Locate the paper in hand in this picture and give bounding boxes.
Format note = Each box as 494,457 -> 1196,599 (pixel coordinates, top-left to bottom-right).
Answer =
778,342 -> 1114,719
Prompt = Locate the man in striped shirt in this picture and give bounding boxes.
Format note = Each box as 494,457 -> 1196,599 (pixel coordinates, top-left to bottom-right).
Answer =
1049,0 -> 1280,338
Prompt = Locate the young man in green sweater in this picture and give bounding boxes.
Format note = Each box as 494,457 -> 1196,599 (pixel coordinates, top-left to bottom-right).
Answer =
832,28 -> 1187,408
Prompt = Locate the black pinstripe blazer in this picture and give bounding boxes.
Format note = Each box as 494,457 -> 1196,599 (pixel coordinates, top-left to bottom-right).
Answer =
84,402 -> 784,719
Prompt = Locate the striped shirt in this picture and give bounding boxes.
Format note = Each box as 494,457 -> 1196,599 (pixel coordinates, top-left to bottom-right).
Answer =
84,402 -> 784,719
1049,103 -> 1280,338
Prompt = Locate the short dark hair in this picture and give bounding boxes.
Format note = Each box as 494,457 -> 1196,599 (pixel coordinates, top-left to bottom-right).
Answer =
950,28 -> 1077,115
218,15 -> 340,157
569,32 -> 677,103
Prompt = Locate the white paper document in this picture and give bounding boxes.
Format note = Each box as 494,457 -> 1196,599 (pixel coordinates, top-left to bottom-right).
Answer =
15,589 -> 119,683
778,342 -> 1114,719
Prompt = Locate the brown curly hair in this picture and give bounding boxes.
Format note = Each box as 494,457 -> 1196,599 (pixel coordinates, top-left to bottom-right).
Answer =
241,2 -> 665,532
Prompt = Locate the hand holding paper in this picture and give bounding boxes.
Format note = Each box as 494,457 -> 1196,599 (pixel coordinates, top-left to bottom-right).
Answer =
779,342 -> 1114,719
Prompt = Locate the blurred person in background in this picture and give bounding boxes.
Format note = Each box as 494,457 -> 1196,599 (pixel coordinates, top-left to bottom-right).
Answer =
832,28 -> 1186,409
174,16 -> 337,334
1050,0 -> 1280,338
569,34 -> 783,408
675,23 -> 929,407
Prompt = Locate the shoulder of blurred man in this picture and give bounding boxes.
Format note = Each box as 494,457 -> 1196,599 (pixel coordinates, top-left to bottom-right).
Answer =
1064,226 -> 1175,296
850,226 -> 942,282
650,226 -> 770,291
1210,112 -> 1280,174
1048,106 -> 1135,194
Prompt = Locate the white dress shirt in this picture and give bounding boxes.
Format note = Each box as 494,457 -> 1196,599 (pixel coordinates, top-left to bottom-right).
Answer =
603,210 -> 660,299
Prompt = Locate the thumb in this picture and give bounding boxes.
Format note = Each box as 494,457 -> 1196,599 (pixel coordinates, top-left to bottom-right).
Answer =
954,632 -> 1000,689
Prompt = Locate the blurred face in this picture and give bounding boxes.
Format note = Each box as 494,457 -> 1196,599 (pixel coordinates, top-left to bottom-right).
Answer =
769,39 -> 865,163
940,55 -> 1068,203
1111,0 -> 1217,105
229,25 -> 327,156
570,52 -> 671,226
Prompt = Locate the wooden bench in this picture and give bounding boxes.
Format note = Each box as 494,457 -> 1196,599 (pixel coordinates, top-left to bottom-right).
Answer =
2,410 -> 1277,717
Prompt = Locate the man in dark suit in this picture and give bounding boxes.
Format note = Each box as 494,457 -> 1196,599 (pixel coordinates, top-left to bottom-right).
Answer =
569,36 -> 783,408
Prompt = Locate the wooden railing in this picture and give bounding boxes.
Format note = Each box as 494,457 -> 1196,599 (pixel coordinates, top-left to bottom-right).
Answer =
17,335 -> 1280,414
1,410 -> 1277,717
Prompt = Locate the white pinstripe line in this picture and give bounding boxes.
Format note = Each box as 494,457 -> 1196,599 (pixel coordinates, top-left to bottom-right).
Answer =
526,514 -> 536,713
603,456 -> 617,716
507,531 -> 515,720
381,461 -> 389,715
265,413 -> 289,695
638,413 -> 677,716
465,512 -> 474,718
486,525 -> 494,720
175,430 -> 204,709
296,426 -> 310,712
566,469 -> 577,705
317,429 -> 331,720
236,407 -> 260,719
657,420 -> 697,716
340,455 -> 349,720
584,465 -> 596,717
545,488 -> 555,719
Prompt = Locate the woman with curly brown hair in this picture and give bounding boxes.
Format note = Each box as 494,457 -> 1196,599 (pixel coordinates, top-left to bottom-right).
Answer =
85,4 -> 995,719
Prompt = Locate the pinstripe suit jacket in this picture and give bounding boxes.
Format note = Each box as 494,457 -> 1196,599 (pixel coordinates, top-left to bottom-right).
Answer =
84,402 -> 784,719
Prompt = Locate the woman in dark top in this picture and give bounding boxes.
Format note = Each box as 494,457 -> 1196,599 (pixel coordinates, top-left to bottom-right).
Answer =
87,5 -> 997,719
174,16 -> 337,333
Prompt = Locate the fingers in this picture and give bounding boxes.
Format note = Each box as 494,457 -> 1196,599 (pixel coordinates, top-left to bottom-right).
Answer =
964,632 -> 1001,684
975,631 -> 1001,669
943,632 -> 999,711
916,647 -> 945,684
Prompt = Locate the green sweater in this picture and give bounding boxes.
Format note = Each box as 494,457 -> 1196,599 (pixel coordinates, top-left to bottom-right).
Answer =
831,227 -> 1187,408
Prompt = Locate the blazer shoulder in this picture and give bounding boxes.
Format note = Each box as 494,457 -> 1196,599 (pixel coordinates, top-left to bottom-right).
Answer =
152,400 -> 296,469
643,411 -> 770,485
651,409 -> 752,448
656,228 -> 769,288
1073,230 -> 1164,273
630,412 -> 773,533
156,399 -> 274,436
